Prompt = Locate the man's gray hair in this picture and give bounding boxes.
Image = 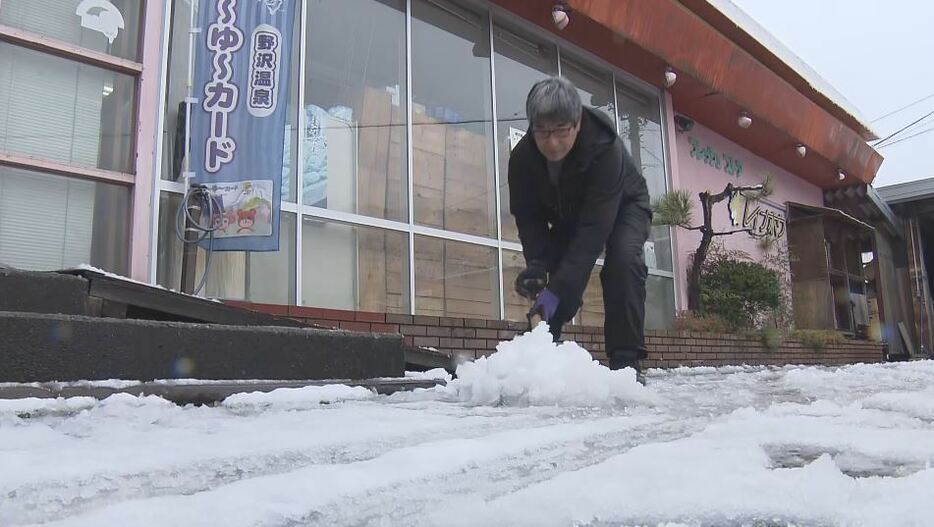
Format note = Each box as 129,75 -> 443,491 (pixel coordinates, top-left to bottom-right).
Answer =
526,76 -> 582,127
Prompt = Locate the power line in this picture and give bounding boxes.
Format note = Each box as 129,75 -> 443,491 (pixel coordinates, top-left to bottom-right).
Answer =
877,124 -> 934,150
873,110 -> 934,148
871,91 -> 934,123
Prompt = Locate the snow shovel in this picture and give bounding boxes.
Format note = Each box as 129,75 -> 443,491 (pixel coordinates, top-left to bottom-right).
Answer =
523,280 -> 547,332
526,302 -> 544,332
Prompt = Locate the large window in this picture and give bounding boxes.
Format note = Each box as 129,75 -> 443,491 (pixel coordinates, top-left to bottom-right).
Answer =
300,0 -> 408,220
411,0 -> 496,238
647,275 -> 676,330
0,43 -> 136,173
0,1 -> 141,275
156,190 -> 296,305
561,56 -> 615,123
0,0 -> 143,61
158,0 -> 188,184
617,87 -> 666,199
415,236 -> 499,319
0,166 -> 128,273
492,23 -> 558,243
577,268 -> 676,329
615,81 -> 675,328
159,0 -> 196,184
154,1 -> 678,328
302,220 -> 409,314
616,83 -> 673,274
196,213 -> 296,304
156,192 -> 184,290
502,249 -> 531,322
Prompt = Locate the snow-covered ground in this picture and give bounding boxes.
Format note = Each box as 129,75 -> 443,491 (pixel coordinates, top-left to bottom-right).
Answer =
3,325 -> 934,526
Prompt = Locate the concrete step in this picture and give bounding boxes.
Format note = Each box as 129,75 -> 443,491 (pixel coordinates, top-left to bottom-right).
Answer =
0,377 -> 444,406
0,311 -> 404,383
0,266 -> 308,327
0,267 -> 94,316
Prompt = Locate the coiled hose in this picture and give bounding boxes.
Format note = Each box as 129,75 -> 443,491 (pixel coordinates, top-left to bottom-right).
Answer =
174,185 -> 223,296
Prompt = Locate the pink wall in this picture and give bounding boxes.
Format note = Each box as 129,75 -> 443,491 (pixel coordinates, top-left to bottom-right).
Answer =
129,0 -> 168,282
671,119 -> 823,310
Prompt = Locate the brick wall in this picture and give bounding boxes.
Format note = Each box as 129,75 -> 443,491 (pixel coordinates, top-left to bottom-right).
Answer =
226,302 -> 885,368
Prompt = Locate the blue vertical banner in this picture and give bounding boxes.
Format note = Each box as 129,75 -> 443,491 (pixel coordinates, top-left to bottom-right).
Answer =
190,0 -> 295,251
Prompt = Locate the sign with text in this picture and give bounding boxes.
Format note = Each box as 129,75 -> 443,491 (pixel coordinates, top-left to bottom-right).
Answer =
729,192 -> 786,238
190,0 -> 295,251
689,136 -> 743,178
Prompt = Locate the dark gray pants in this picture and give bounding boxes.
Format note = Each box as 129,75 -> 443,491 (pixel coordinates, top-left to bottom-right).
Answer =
549,205 -> 650,360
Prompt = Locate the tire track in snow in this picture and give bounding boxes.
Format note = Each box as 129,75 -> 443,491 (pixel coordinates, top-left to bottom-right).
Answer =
28,413 -> 673,527
301,414 -> 708,527
2,404 -> 642,525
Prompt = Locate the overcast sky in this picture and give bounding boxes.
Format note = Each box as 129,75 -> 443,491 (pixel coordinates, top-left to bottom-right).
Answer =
730,0 -> 934,188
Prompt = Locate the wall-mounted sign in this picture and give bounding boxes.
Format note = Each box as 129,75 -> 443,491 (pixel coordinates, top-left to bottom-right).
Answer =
190,0 -> 296,252
743,203 -> 786,238
729,191 -> 786,238
689,136 -> 743,178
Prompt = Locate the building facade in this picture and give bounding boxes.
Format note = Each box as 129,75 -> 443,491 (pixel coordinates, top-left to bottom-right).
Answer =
0,0 -> 886,335
877,179 -> 934,358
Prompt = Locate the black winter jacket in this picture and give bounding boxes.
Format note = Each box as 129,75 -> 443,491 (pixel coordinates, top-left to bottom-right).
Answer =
508,106 -> 651,304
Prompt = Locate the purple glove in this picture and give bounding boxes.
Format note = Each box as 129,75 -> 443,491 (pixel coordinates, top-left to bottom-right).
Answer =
532,288 -> 560,322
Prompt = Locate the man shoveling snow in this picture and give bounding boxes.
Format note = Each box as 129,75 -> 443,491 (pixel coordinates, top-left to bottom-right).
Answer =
508,76 -> 652,382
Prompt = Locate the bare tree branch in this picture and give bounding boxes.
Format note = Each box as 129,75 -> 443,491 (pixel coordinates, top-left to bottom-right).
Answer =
710,183 -> 768,204
662,176 -> 772,311
708,190 -> 731,204
713,228 -> 758,236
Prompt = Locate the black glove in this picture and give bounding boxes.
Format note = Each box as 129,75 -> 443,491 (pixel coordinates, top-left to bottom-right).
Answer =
515,261 -> 547,300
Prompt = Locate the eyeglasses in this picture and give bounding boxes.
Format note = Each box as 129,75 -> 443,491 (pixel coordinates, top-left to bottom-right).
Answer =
532,125 -> 575,140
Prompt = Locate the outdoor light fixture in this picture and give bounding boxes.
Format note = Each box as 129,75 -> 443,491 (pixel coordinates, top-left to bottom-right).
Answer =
795,144 -> 807,158
664,67 -> 677,88
837,169 -> 847,181
552,4 -> 569,30
737,112 -> 753,129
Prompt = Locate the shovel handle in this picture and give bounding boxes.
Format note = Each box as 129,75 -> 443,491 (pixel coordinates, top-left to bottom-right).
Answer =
526,304 -> 544,332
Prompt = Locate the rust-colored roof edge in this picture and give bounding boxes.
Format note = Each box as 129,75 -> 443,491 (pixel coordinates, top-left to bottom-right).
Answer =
678,0 -> 878,141
564,0 -> 883,186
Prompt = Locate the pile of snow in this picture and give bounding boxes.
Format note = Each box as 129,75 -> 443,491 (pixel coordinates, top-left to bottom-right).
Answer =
221,384 -> 376,411
444,323 -> 655,407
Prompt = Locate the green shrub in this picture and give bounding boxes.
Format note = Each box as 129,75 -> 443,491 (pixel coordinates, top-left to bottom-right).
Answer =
700,255 -> 781,330
673,311 -> 732,333
792,329 -> 843,352
759,327 -> 784,352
